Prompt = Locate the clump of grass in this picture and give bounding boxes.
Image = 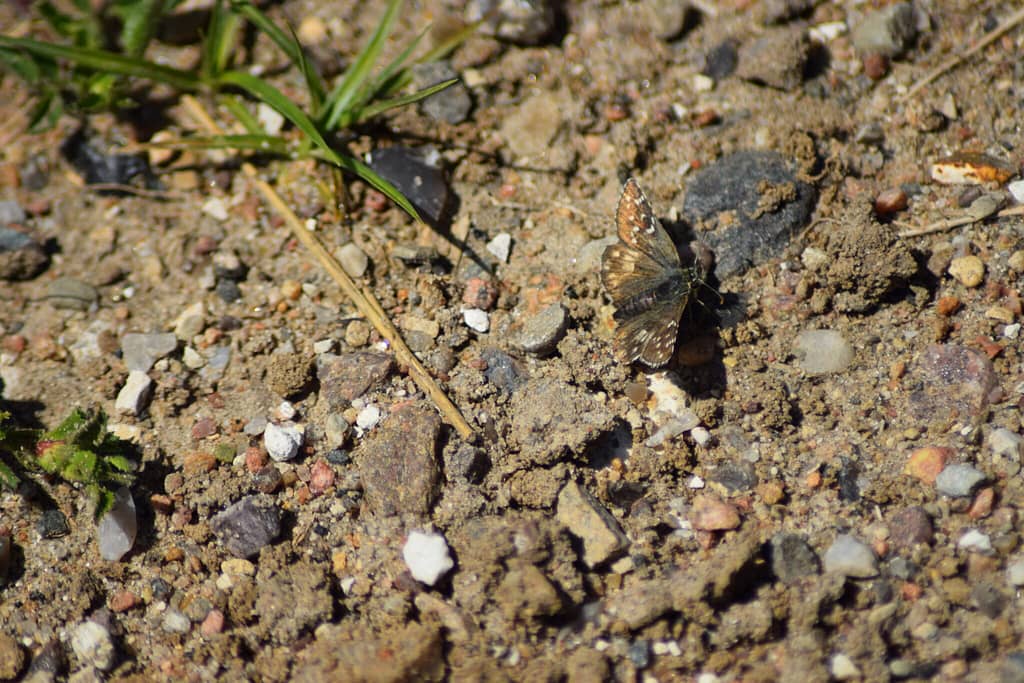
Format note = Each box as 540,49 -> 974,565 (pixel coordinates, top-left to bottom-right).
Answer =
0,408 -> 135,519
0,0 -> 473,217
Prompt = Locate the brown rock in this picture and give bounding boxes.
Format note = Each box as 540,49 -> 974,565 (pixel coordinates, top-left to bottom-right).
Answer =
967,487 -> 994,519
690,495 -> 741,531
889,506 -> 933,550
318,352 -> 394,406
297,621 -> 444,683
356,405 -> 441,516
905,446 -> 953,484
874,187 -> 907,214
556,480 -> 629,567
495,562 -> 562,620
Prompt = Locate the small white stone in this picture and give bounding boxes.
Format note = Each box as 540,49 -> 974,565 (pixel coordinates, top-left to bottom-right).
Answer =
692,74 -> 714,92
691,426 -> 711,446
313,339 -> 335,354
182,346 -> 205,369
1008,179 -> 1024,204
276,401 -> 296,420
831,653 -> 860,680
71,621 -> 117,671
337,242 -> 369,278
486,233 -> 512,262
687,475 -> 705,489
1005,323 -> 1021,340
463,308 -> 490,333
403,530 -> 454,585
356,405 -> 382,431
257,102 -> 285,135
173,301 -> 206,340
810,21 -> 847,42
264,422 -> 303,462
115,371 -> 153,416
202,197 -> 229,221
1006,558 -> 1024,586
958,529 -> 993,554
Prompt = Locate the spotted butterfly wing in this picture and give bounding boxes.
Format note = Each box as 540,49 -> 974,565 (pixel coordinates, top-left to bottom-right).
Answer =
601,178 -> 691,367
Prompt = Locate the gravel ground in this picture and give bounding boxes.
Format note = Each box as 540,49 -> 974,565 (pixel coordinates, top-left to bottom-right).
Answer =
2,1 -> 1024,681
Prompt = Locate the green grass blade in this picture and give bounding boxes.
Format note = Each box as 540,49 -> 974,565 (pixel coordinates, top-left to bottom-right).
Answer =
219,94 -> 263,134
374,20 -> 482,99
0,36 -> 201,91
218,69 -> 340,164
229,0 -> 326,107
202,0 -> 243,79
366,25 -> 427,100
322,0 -> 402,130
337,152 -> 419,220
109,0 -> 166,57
0,460 -> 20,490
354,78 -> 457,124
153,133 -> 291,155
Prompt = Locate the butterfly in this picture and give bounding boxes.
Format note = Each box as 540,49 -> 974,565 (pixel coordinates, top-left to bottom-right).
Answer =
601,178 -> 706,367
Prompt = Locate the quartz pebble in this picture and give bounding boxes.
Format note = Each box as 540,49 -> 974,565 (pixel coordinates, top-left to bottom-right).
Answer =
556,481 -> 629,567
402,530 -> 454,586
823,534 -> 878,578
337,243 -> 369,278
517,304 -> 568,354
121,332 -> 177,372
486,233 -> 512,262
935,463 -> 986,498
264,422 -> 304,462
793,329 -> 854,374
958,529 -> 993,554
463,308 -> 490,333
97,487 -> 137,561
71,621 -> 117,671
115,371 -> 153,416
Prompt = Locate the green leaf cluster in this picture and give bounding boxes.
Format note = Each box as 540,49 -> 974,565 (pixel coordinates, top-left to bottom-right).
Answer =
0,408 -> 135,519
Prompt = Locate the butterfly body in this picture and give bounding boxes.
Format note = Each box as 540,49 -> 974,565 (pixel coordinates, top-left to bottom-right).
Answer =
601,178 -> 704,367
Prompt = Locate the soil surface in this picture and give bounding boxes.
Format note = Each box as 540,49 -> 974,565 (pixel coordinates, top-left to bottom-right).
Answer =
2,1 -> 1024,681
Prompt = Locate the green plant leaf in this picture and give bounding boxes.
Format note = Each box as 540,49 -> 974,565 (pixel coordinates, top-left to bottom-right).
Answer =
202,0 -> 243,80
0,36 -> 201,91
109,0 -> 166,57
153,133 -> 291,155
0,460 -> 19,490
321,0 -> 402,131
332,152 -> 419,219
229,0 -> 326,108
354,77 -> 457,125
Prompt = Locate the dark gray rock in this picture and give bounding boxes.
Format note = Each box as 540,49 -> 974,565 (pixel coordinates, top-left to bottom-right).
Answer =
211,495 -> 282,558
413,61 -> 473,124
0,226 -> 48,280
769,533 -> 820,584
682,151 -> 816,279
368,147 -> 451,226
481,348 -> 526,394
38,509 -> 69,538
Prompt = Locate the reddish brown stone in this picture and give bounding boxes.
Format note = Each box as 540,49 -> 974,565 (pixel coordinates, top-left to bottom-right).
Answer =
905,446 -> 953,484
689,495 -> 741,531
874,187 -> 908,215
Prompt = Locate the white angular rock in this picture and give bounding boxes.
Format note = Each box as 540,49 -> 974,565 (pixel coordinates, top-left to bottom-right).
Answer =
71,621 -> 117,671
115,371 -> 153,416
98,487 -> 137,561
403,530 -> 455,586
486,233 -> 512,262
463,308 -> 490,333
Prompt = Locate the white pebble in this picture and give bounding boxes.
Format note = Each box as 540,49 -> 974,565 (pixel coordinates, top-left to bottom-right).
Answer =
264,422 -> 304,462
182,346 -> 205,369
313,339 -> 335,354
71,621 -> 117,671
402,530 -> 454,586
276,401 -> 296,420
691,426 -> 711,446
201,197 -> 228,221
257,102 -> 285,135
1008,179 -> 1024,204
356,405 -> 383,431
958,529 -> 993,554
486,233 -> 512,262
463,308 -> 490,333
687,475 -> 705,489
115,371 -> 153,416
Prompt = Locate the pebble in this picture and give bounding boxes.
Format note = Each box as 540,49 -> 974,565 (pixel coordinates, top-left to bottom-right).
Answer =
0,632 -> 24,679
823,534 -> 878,578
162,609 -> 191,633
37,509 -> 69,538
324,414 -> 349,447
486,233 -> 512,262
412,61 -> 472,124
45,277 -> 98,311
356,405 -> 441,516
0,225 -> 48,280
368,146 -> 451,225
874,188 -> 908,215
907,345 -> 998,424
702,40 -> 738,79
948,255 -> 985,288
481,348 -> 526,394
556,480 -> 629,567
463,308 -> 490,333
574,236 -> 617,274
337,242 -> 369,278
989,427 -> 1024,459
313,339 -> 335,355
958,529 -> 993,554
689,495 -> 740,531
516,303 -> 568,354
402,530 -> 455,586
356,405 -> 382,432
0,200 -> 25,224
683,151 -> 815,279
708,461 -> 757,493
1009,179 -> 1024,204
831,654 -> 860,680
121,332 -> 177,372
317,352 -> 393,405
264,422 -> 303,462
114,371 -> 153,416
889,506 -> 934,549
934,463 -> 986,497
71,621 -> 117,671
736,26 -> 810,91
769,533 -> 820,584
200,609 -> 225,637
173,302 -> 206,340
1006,558 -> 1024,586
499,95 -> 563,159
904,446 -> 952,484
309,459 -> 335,496
466,0 -> 556,44
202,197 -> 229,221
97,487 -> 136,561
691,427 -> 711,446
210,495 -> 282,558
792,329 -> 854,374
215,278 -> 242,302
463,277 -> 498,310
850,2 -> 917,57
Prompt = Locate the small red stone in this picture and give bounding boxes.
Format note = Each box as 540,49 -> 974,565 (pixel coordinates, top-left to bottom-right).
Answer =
309,459 -> 335,496
689,495 -> 741,531
150,494 -> 174,515
462,277 -> 498,310
935,296 -> 961,317
365,190 -> 388,212
296,485 -> 313,504
109,590 -> 140,612
200,609 -> 225,637
245,447 -> 268,473
693,109 -> 720,127
191,417 -> 218,440
967,487 -> 994,519
874,188 -> 908,215
193,235 -> 219,256
1,334 -> 26,354
862,53 -> 889,80
905,446 -> 952,485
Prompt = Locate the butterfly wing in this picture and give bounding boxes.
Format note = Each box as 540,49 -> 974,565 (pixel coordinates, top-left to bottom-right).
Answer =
613,295 -> 686,367
615,178 -> 682,269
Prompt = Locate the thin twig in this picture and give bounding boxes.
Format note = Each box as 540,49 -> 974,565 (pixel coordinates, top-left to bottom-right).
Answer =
904,7 -> 1024,99
180,95 -> 474,438
897,204 -> 1024,238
